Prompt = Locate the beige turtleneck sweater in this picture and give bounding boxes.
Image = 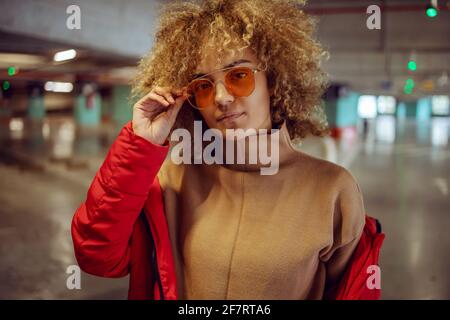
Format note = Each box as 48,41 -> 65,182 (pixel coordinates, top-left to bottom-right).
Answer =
157,123 -> 365,299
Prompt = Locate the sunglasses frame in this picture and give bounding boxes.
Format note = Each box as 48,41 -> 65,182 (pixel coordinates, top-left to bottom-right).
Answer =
186,65 -> 263,110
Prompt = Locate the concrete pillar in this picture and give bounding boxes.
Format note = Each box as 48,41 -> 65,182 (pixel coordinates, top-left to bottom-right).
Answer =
396,102 -> 407,120
27,83 -> 45,120
111,85 -> 132,128
74,83 -> 101,127
324,85 -> 360,140
417,97 -> 432,122
405,101 -> 417,118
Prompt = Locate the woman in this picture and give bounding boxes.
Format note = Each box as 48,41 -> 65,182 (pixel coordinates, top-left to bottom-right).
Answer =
72,0 -> 371,300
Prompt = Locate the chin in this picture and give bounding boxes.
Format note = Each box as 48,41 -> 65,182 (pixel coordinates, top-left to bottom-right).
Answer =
216,121 -> 244,131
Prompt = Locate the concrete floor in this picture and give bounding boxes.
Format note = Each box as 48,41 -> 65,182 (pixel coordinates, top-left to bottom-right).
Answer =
350,117 -> 450,299
0,115 -> 448,299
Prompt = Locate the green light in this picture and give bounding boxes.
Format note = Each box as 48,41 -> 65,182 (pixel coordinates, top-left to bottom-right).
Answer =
404,86 -> 413,95
405,78 -> 415,87
2,80 -> 10,91
426,7 -> 438,18
7,67 -> 16,76
404,78 -> 415,94
407,60 -> 417,71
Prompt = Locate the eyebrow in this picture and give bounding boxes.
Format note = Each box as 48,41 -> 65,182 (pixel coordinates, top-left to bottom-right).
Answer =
191,59 -> 252,80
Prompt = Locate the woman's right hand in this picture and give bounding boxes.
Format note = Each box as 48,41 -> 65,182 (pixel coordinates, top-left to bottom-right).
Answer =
132,86 -> 188,145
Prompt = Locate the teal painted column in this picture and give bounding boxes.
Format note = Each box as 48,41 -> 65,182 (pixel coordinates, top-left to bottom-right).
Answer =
396,102 -> 407,120
323,88 -> 360,139
336,91 -> 360,127
416,97 -> 432,122
323,100 -> 338,128
27,86 -> 45,120
404,101 -> 417,118
111,85 -> 133,127
414,98 -> 431,145
396,102 -> 407,140
324,90 -> 360,127
74,83 -> 101,126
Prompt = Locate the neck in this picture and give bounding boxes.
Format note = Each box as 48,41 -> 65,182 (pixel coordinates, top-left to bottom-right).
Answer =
218,122 -> 297,175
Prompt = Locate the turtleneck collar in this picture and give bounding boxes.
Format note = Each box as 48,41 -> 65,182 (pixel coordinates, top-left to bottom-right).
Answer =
168,120 -> 300,175
219,121 -> 299,173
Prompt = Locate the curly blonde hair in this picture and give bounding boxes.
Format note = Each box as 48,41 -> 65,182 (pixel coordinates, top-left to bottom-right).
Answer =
132,0 -> 330,141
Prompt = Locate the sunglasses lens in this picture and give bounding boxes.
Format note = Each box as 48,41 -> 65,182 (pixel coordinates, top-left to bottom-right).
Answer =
186,67 -> 256,109
187,79 -> 214,109
225,67 -> 255,97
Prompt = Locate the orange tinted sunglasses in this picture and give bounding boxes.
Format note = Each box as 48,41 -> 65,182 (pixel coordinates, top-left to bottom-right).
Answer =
186,66 -> 262,110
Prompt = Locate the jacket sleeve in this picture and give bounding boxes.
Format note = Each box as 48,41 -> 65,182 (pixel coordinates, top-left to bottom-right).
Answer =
71,121 -> 169,277
320,168 -> 366,298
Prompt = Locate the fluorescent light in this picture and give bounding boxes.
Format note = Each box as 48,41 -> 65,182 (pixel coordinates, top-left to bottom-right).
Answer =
377,96 -> 396,114
358,95 -> 377,119
53,49 -> 77,62
9,118 -> 24,131
9,118 -> 24,140
45,81 -> 73,93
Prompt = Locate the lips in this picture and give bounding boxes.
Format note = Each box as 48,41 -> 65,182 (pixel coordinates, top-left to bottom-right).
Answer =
217,112 -> 245,122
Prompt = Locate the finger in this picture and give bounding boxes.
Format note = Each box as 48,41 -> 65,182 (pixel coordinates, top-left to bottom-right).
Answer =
175,86 -> 189,101
138,94 -> 182,121
143,92 -> 170,108
154,86 -> 176,104
137,89 -> 159,104
171,87 -> 186,97
135,103 -> 163,116
164,94 -> 186,120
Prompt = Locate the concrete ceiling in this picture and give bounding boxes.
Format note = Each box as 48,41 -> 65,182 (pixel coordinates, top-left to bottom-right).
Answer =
308,0 -> 450,97
0,30 -> 136,85
0,0 -> 449,97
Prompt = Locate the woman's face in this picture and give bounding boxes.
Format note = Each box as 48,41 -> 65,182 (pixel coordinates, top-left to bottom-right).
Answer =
191,47 -> 272,136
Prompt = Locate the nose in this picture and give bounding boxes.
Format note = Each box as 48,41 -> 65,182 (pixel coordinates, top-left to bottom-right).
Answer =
214,80 -> 234,111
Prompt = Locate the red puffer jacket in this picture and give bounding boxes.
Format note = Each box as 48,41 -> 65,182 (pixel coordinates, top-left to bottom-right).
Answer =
71,121 -> 385,300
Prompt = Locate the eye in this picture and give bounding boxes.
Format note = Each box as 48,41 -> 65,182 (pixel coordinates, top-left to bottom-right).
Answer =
191,79 -> 212,92
229,68 -> 250,81
198,82 -> 212,90
233,71 -> 247,79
